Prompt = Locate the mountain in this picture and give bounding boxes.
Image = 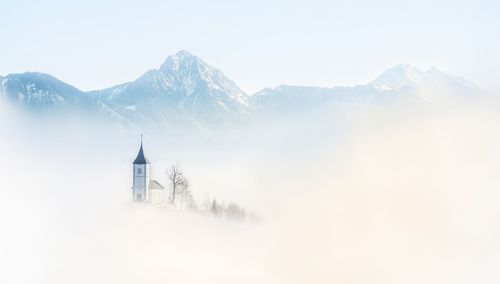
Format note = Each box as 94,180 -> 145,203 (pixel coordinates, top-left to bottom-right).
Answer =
90,50 -> 251,127
0,72 -> 128,126
0,72 -> 94,110
252,65 -> 485,115
369,64 -> 484,104
0,54 -> 488,130
251,84 -> 419,115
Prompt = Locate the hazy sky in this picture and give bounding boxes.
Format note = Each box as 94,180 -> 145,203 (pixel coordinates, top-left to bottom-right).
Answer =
0,0 -> 499,94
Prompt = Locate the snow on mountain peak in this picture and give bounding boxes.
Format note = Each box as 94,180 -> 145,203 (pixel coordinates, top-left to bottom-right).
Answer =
159,50 -> 203,72
1,72 -> 90,106
371,64 -> 425,89
369,64 -> 483,104
157,50 -> 248,103
88,51 -> 251,126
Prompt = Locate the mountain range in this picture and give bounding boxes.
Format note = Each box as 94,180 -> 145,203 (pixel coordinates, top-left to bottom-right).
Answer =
0,51 -> 487,129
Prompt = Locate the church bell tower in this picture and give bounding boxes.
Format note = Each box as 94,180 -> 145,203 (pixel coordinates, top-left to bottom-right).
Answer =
132,135 -> 150,202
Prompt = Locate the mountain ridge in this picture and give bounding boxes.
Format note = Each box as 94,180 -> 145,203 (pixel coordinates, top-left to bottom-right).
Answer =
0,51 -> 487,128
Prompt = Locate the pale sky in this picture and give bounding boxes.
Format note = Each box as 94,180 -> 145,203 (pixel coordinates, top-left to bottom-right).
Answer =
0,0 -> 499,94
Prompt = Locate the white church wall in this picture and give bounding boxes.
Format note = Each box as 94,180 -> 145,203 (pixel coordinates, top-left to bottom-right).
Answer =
133,164 -> 150,202
150,189 -> 164,204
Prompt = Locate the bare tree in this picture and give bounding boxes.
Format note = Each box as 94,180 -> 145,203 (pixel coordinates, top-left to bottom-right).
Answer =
210,199 -> 221,216
182,189 -> 196,210
201,194 -> 212,213
176,179 -> 190,208
225,202 -> 246,220
167,164 -> 188,205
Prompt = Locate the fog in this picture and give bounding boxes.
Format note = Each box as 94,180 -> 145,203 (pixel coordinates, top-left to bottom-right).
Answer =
1,99 -> 500,283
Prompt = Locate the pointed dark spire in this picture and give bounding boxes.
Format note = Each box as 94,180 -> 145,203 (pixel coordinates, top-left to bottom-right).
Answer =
133,134 -> 149,165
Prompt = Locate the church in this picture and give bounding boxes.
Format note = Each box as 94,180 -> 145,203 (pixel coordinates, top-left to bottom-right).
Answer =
132,139 -> 168,203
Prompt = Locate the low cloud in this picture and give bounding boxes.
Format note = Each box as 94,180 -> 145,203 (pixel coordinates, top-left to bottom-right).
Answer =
1,99 -> 500,283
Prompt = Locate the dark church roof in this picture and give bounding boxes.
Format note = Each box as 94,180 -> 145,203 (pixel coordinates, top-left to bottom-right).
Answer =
133,142 -> 150,164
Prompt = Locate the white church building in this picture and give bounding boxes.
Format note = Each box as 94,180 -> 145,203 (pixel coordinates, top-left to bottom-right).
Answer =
132,139 -> 168,203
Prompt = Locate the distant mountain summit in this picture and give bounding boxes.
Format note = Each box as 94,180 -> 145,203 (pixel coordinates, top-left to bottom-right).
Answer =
369,64 -> 483,103
91,50 -> 251,127
252,65 -> 485,114
0,53 -> 488,130
0,72 -> 94,110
